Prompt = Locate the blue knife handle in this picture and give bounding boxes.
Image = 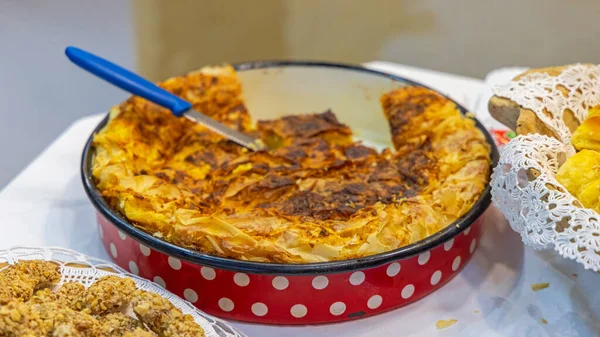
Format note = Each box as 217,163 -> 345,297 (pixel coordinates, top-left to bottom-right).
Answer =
65,46 -> 191,116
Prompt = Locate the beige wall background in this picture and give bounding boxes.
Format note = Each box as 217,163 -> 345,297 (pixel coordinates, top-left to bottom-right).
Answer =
133,0 -> 600,81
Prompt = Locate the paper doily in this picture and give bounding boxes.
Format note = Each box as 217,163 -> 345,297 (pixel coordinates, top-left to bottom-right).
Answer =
0,246 -> 247,337
491,64 -> 600,271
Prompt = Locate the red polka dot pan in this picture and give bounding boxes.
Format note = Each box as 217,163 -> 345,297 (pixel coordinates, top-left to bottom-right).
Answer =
82,61 -> 499,325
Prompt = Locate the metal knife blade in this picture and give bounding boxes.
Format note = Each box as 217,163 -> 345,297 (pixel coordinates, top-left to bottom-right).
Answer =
185,109 -> 266,151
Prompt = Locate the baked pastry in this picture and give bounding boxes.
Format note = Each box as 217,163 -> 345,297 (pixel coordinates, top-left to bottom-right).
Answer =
571,107 -> 600,151
92,65 -> 491,263
556,108 -> 600,212
489,65 -> 600,213
0,260 -> 205,337
556,149 -> 600,211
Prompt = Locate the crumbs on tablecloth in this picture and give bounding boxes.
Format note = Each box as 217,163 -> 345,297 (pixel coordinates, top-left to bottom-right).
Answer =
531,282 -> 550,291
473,310 -> 479,314
572,273 -> 578,278
436,319 -> 458,330
541,318 -> 548,324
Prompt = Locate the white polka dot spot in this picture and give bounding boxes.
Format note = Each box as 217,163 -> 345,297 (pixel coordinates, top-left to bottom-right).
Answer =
272,276 -> 289,290
367,295 -> 382,309
430,270 -> 442,285
470,239 -> 477,254
251,302 -> 268,316
233,273 -> 250,287
128,261 -> 139,275
99,226 -> 104,240
452,256 -> 462,271
168,257 -> 181,270
184,289 -> 198,303
110,243 -> 118,259
290,304 -> 307,318
201,267 -> 216,280
349,271 -> 365,286
312,276 -> 329,290
118,230 -> 127,240
464,227 -> 472,235
139,244 -> 151,257
444,238 -> 454,251
401,284 -> 415,299
218,298 -> 234,312
329,302 -> 346,316
153,276 -> 166,288
418,251 -> 431,265
386,262 -> 401,277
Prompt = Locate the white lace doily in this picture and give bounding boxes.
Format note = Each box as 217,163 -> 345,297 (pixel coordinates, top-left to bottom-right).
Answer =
491,64 -> 600,271
0,246 -> 247,337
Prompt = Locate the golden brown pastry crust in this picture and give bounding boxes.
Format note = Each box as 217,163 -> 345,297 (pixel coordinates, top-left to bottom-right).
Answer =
92,66 -> 491,263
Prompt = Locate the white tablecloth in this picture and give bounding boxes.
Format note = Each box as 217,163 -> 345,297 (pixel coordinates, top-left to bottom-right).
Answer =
1,63 -> 597,337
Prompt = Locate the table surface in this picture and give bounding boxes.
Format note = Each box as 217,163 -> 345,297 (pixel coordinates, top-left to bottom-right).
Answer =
1,63 -> 598,337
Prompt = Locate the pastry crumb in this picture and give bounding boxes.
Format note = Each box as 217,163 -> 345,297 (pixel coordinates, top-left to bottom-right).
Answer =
473,310 -> 479,314
541,318 -> 548,324
436,319 -> 458,329
572,273 -> 578,277
531,282 -> 549,291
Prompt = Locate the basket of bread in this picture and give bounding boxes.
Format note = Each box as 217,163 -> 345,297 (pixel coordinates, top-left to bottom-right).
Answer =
489,64 -> 600,271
